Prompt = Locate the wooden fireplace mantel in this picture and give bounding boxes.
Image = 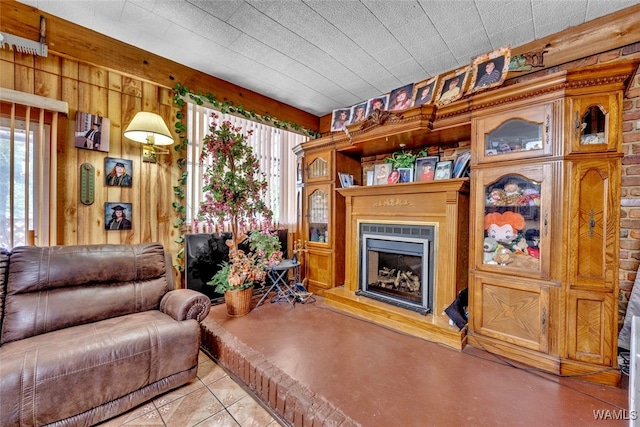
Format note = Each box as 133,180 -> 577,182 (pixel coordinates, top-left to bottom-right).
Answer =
325,179 -> 470,349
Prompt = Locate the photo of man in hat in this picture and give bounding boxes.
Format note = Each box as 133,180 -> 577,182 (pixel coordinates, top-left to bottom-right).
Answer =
106,203 -> 132,230
105,157 -> 133,187
84,122 -> 101,150
74,112 -> 111,152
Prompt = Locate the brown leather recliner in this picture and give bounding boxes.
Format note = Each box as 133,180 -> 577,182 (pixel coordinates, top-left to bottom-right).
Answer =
0,243 -> 211,426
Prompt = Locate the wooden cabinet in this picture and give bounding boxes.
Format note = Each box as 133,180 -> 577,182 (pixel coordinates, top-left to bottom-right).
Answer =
468,60 -> 637,386
471,163 -> 555,280
473,102 -> 554,164
296,60 -> 636,383
566,94 -> 621,154
305,182 -> 333,291
300,145 -> 357,294
471,272 -> 551,354
305,150 -> 332,183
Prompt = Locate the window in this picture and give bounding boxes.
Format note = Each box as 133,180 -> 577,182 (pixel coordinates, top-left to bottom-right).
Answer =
186,103 -> 306,231
0,116 -> 51,249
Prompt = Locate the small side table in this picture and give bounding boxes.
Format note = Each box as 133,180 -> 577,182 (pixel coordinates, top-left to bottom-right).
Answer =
255,259 -> 299,308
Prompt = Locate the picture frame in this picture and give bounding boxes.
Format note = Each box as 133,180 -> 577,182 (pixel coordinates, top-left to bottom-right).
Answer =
105,202 -> 132,230
350,102 -> 368,125
389,83 -> 414,111
105,157 -> 133,187
362,164 -> 375,186
435,67 -> 470,105
366,94 -> 390,117
366,170 -> 374,186
452,149 -> 471,178
411,77 -> 438,107
414,156 -> 440,182
338,172 -> 352,188
434,160 -> 453,180
74,111 -> 111,152
397,167 -> 413,183
373,163 -> 390,185
468,46 -> 511,94
331,108 -> 351,132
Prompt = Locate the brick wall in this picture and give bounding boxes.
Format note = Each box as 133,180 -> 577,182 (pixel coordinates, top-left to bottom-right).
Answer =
620,47 -> 640,327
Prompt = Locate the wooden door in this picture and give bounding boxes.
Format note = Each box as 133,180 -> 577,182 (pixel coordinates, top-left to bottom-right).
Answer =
471,272 -> 550,353
565,159 -> 619,366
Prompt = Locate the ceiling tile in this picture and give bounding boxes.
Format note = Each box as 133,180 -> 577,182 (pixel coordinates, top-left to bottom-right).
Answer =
487,19 -> 535,49
186,0 -> 243,21
152,0 -> 206,28
447,28 -> 492,62
586,0 -> 639,20
479,1 -> 533,33
119,1 -> 170,39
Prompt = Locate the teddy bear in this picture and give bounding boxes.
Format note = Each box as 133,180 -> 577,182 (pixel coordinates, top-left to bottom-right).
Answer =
483,237 -> 499,264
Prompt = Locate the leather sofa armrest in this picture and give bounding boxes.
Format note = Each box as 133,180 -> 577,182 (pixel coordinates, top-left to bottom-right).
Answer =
160,289 -> 211,322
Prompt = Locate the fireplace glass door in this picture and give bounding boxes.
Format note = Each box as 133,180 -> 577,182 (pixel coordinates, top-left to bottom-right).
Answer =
359,223 -> 435,315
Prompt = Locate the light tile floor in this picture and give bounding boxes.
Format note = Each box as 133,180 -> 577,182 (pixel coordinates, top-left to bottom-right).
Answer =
98,352 -> 283,427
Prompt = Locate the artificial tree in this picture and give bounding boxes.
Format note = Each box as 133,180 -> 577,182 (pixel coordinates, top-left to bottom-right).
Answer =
197,113 -> 282,311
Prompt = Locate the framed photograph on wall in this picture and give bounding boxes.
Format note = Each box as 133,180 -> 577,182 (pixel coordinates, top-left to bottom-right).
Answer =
105,157 -> 133,187
105,202 -> 132,230
389,83 -> 414,111
468,46 -> 511,94
434,160 -> 453,180
373,163 -> 390,185
74,111 -> 110,152
435,67 -> 470,105
414,156 -> 439,182
411,77 -> 438,107
366,94 -> 390,116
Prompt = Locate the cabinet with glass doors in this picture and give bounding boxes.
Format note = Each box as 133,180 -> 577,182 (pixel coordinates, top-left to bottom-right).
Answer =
468,60 -> 637,386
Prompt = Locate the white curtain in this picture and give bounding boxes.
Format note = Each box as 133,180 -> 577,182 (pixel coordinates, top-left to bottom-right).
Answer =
186,103 -> 306,232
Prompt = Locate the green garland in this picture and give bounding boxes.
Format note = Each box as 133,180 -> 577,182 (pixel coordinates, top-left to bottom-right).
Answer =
170,83 -> 320,271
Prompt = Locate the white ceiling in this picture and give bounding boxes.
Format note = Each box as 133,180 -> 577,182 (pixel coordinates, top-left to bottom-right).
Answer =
17,0 -> 640,117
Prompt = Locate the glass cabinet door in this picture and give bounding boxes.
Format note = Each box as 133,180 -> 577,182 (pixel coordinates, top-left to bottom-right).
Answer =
308,186 -> 329,245
477,163 -> 553,279
568,94 -> 618,153
474,103 -> 553,164
305,150 -> 332,183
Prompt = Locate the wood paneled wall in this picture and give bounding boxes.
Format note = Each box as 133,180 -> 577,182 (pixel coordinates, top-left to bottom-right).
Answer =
1,47 -> 179,253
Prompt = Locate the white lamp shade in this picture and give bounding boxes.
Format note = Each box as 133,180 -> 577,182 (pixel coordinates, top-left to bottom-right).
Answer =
124,111 -> 173,146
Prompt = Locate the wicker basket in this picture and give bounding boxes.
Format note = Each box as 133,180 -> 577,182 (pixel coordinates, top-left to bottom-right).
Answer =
224,286 -> 254,317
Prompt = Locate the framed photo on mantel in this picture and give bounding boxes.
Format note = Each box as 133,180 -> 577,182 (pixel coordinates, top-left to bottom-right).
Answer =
415,156 -> 439,182
434,160 -> 453,180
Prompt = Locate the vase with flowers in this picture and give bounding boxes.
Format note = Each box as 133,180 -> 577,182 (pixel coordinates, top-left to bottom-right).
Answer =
196,113 -> 283,316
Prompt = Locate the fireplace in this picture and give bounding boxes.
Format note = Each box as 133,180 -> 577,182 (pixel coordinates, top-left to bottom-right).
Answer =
327,181 -> 469,349
357,223 -> 435,315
